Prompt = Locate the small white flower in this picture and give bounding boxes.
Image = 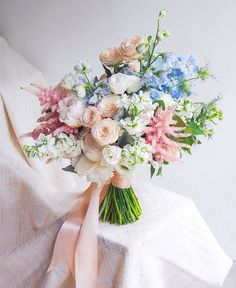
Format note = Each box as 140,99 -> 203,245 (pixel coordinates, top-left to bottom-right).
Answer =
75,84 -> 86,98
74,60 -> 92,74
102,145 -> 122,166
61,73 -> 77,90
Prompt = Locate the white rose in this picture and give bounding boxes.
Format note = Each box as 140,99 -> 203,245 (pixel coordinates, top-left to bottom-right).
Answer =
109,73 -> 142,95
126,75 -> 142,93
58,94 -> 85,127
102,145 -> 122,166
109,73 -> 128,95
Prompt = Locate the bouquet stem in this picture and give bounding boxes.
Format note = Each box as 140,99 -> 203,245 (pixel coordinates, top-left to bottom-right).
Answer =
99,183 -> 142,225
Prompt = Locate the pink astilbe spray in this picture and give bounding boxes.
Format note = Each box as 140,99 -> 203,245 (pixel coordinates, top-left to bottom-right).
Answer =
21,84 -> 78,140
145,107 -> 188,164
23,84 -> 67,112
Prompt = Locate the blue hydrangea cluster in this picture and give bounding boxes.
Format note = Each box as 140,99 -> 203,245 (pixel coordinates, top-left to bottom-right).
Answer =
141,54 -> 200,101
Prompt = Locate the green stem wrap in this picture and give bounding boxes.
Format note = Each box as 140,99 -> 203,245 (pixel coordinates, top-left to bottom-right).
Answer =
99,173 -> 142,225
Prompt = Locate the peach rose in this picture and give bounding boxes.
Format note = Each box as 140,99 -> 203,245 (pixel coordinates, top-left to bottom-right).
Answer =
119,35 -> 145,62
81,106 -> 102,128
83,133 -> 103,162
98,95 -> 120,117
99,47 -> 123,67
91,119 -> 120,146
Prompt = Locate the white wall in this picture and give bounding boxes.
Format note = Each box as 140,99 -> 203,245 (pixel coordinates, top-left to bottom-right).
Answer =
0,0 -> 235,259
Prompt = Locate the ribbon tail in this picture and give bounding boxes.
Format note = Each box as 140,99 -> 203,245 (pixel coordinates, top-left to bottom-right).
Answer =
74,185 -> 101,288
47,183 -> 96,275
47,215 -> 82,273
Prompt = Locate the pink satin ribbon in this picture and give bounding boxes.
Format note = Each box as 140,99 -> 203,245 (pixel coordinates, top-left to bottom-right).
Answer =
48,173 -> 130,287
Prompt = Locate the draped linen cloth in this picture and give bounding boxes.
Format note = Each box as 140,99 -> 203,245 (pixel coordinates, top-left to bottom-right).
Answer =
0,37 -> 233,288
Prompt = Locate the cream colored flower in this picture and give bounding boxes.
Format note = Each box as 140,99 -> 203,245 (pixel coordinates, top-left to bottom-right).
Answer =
98,95 -> 120,117
119,35 -> 145,62
81,106 -> 102,128
91,118 -> 120,146
83,133 -> 103,162
58,94 -> 85,128
99,47 -> 123,67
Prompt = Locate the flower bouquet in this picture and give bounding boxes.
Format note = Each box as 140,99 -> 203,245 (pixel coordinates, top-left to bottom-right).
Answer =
23,10 -> 222,226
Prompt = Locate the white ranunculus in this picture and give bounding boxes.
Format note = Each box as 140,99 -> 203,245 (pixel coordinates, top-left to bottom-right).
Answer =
58,94 -> 85,127
109,73 -> 142,95
109,73 -> 128,95
87,164 -> 114,185
126,75 -> 142,93
74,154 -> 114,185
74,155 -> 98,176
102,145 -> 122,166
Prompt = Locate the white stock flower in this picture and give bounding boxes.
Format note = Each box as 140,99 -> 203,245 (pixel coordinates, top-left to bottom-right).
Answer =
109,73 -> 141,95
55,133 -> 82,158
58,94 -> 85,127
102,145 -> 122,166
37,134 -> 58,158
116,139 -> 151,174
119,91 -> 156,136
161,94 -> 176,108
36,133 -> 82,160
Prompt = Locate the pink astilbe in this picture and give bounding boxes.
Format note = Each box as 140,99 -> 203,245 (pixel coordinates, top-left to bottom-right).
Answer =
145,107 -> 188,164
21,84 -> 78,140
23,84 -> 66,112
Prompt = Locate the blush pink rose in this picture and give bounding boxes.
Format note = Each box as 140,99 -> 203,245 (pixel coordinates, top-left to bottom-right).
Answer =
99,47 -> 123,67
81,106 -> 102,128
91,118 -> 120,146
98,95 -> 120,118
119,35 -> 145,62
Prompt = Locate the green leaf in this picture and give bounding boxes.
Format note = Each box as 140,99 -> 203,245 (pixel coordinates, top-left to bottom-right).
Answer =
173,115 -> 186,127
102,64 -> 112,77
155,99 -> 165,109
63,165 -> 76,173
185,121 -> 205,135
182,147 -> 192,155
150,165 -> 155,178
156,166 -> 162,176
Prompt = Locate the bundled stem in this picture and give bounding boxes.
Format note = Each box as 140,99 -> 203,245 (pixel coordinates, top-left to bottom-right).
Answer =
99,183 -> 142,225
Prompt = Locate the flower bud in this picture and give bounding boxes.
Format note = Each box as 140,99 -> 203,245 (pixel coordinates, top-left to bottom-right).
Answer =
159,10 -> 167,17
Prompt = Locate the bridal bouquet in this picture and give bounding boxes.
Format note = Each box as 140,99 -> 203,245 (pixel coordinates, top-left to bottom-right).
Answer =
23,10 -> 222,225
